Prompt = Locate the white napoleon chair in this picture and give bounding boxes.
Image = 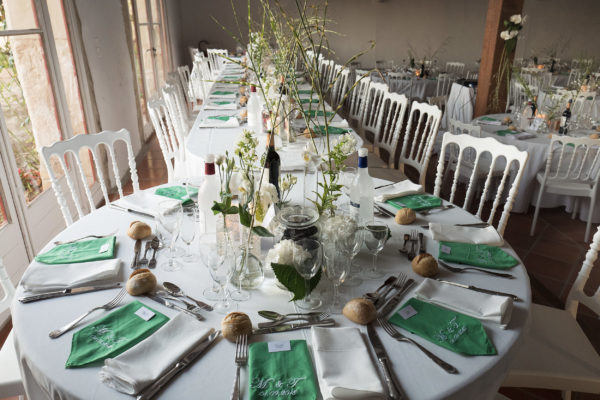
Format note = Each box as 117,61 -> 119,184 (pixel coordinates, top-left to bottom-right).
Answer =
176,65 -> 194,108
399,101 -> 442,186
434,132 -> 528,236
0,258 -> 24,399
330,65 -> 350,109
427,95 -> 448,129
359,82 -> 388,147
163,79 -> 192,139
530,135 -> 600,242
40,129 -> 139,226
375,92 -> 409,169
147,98 -> 187,183
435,73 -> 454,97
348,76 -> 371,125
207,48 -> 228,79
445,61 -> 465,76
502,223 -> 600,398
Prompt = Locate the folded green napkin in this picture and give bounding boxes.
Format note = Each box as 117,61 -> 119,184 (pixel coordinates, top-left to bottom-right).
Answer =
213,100 -> 234,105
223,76 -> 240,80
438,241 -> 518,269
248,340 -> 318,400
211,91 -> 235,95
66,300 -> 169,368
303,110 -> 334,118
297,89 -> 313,95
480,116 -> 498,121
208,115 -> 232,121
386,194 -> 442,211
155,186 -> 197,205
495,129 -> 519,136
35,236 -> 116,264
389,298 -> 496,356
314,125 -> 351,135
300,98 -> 319,104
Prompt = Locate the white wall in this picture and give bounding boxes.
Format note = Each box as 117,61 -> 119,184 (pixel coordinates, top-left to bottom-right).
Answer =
165,0 -> 184,67
172,0 -> 600,69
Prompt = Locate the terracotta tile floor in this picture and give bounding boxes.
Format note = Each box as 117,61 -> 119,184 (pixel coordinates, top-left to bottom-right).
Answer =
3,133 -> 599,400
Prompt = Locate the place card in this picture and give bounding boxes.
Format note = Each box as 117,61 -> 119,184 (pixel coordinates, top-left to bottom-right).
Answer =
135,307 -> 156,321
268,340 -> 291,353
99,243 -> 110,253
440,244 -> 452,254
398,305 -> 418,320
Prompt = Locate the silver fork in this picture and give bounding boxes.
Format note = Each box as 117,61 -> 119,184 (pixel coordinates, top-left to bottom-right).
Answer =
373,273 -> 407,307
377,317 -> 459,374
257,312 -> 330,328
438,260 -> 515,279
419,205 -> 455,216
230,334 -> 248,400
53,230 -> 117,245
407,230 -> 418,260
49,289 -> 126,338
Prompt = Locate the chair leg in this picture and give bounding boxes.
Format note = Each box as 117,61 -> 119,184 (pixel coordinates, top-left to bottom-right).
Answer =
571,198 -> 579,219
530,184 -> 545,237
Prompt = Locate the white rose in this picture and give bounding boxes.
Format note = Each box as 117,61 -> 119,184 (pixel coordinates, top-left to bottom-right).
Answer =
500,30 -> 511,40
509,30 -> 519,39
509,14 -> 522,24
215,154 -> 226,166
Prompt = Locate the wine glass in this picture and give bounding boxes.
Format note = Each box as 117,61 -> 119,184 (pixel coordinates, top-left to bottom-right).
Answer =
157,200 -> 183,272
363,224 -> 390,279
323,242 -> 349,313
340,226 -> 364,287
339,167 -> 357,190
179,206 -> 198,263
184,176 -> 204,206
201,240 -> 234,314
198,232 -> 222,301
294,238 -> 322,310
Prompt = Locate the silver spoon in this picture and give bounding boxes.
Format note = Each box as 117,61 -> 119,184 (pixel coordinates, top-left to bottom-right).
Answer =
163,282 -> 214,311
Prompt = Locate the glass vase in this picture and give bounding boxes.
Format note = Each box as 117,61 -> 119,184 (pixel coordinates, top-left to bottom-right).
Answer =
232,226 -> 264,290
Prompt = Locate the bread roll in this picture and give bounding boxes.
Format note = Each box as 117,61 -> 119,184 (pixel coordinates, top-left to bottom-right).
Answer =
411,253 -> 438,277
590,133 -> 599,139
342,298 -> 376,325
502,116 -> 513,125
395,208 -> 416,225
126,268 -> 157,295
239,96 -> 248,105
127,221 -> 152,240
222,312 -> 253,341
303,128 -> 317,138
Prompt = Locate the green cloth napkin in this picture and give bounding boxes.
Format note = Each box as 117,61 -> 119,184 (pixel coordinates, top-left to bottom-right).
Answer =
389,298 -> 497,356
208,115 -> 232,121
300,98 -> 320,104
248,340 -> 318,400
480,116 -> 498,121
495,129 -> 519,136
155,186 -> 197,205
66,300 -> 169,368
438,241 -> 518,269
297,89 -> 312,95
386,194 -> 443,211
314,125 -> 351,135
211,91 -> 235,95
223,76 -> 240,80
303,110 -> 334,117
213,100 -> 234,105
35,236 -> 116,264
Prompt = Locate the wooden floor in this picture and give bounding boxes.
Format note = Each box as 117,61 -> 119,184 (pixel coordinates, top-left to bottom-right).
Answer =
2,133 -> 599,400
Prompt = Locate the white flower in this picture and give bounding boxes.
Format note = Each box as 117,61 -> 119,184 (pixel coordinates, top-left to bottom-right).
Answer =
509,14 -> 522,24
509,30 -> 519,39
238,177 -> 252,194
258,182 -> 279,206
500,30 -> 511,40
215,154 -> 226,166
265,239 -> 309,267
336,133 -> 357,156
320,215 -> 358,242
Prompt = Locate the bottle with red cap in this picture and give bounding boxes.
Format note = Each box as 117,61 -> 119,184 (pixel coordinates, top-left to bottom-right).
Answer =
247,85 -> 263,134
197,154 -> 220,233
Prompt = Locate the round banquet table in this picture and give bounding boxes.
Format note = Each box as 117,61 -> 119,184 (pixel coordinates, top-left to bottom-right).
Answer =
469,113 -> 600,222
11,176 -> 531,400
371,74 -> 438,101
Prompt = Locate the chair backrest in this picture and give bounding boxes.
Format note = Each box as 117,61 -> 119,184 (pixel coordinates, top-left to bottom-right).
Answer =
434,132 -> 529,236
0,259 -> 15,315
331,66 -> 350,108
319,59 -> 335,92
509,81 -> 538,112
428,95 -> 448,128
435,73 -> 454,97
147,98 -> 183,183
163,80 -> 190,139
207,49 -> 228,78
348,76 -> 371,121
399,101 -> 442,186
572,92 -> 596,119
360,82 -> 388,134
566,224 -> 600,317
541,135 -> 600,188
567,68 -> 581,87
376,92 -> 409,168
176,65 -> 193,105
40,129 -> 139,226
445,61 -> 465,76
465,71 -> 478,80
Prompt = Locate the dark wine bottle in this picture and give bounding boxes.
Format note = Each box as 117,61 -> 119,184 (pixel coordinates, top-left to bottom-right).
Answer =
558,99 -> 572,135
265,132 -> 281,199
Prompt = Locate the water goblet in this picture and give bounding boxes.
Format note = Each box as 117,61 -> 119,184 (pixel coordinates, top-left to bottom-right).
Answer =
202,241 -> 234,314
340,227 -> 364,286
198,233 -> 222,301
184,176 -> 204,206
157,200 -> 183,272
180,206 -> 198,263
294,238 -> 323,310
363,224 -> 390,279
323,242 -> 349,314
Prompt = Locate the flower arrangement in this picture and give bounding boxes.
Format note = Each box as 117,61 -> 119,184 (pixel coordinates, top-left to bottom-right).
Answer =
492,14 -> 526,110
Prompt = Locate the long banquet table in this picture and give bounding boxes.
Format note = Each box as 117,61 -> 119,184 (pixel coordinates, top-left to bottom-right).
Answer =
11,67 -> 532,400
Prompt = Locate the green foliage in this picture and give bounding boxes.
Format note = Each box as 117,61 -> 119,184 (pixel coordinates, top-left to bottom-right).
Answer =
272,262 -> 322,301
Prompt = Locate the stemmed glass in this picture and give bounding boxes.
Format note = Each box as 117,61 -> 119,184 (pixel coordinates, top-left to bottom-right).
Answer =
198,233 -> 222,301
323,243 -> 349,313
184,176 -> 204,205
157,200 -> 183,272
200,239 -> 234,314
294,238 -> 323,310
363,224 -> 390,279
179,206 -> 198,263
341,226 -> 364,286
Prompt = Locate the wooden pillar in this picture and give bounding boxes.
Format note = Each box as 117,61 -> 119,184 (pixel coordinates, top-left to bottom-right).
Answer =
474,0 -> 524,117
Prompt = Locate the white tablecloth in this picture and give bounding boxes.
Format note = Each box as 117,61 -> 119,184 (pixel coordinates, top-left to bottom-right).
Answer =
372,75 -> 438,101
447,83 -> 475,124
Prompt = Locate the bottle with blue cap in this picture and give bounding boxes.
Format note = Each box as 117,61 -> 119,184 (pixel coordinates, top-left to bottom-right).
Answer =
350,147 -> 374,224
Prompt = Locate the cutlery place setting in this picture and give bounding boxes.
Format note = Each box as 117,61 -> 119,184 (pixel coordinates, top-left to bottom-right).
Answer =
132,236 -> 161,269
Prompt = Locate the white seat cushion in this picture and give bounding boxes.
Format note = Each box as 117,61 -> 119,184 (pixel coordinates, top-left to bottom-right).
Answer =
536,171 -> 595,196
503,303 -> 600,394
0,330 -> 24,397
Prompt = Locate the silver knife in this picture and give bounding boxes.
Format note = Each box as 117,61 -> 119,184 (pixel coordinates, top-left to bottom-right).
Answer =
253,319 -> 335,334
146,295 -> 205,320
420,222 -> 490,229
378,279 -> 415,316
131,239 -> 142,269
366,324 -> 405,399
18,283 -> 122,303
109,204 -> 155,219
136,330 -> 220,400
436,279 -> 521,301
